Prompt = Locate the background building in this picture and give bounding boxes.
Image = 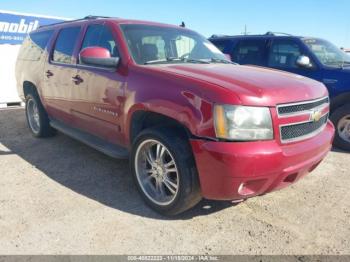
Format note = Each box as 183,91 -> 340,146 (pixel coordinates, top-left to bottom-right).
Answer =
0,10 -> 68,107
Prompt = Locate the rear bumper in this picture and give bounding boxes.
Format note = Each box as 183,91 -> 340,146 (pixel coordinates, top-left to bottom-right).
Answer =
190,121 -> 335,200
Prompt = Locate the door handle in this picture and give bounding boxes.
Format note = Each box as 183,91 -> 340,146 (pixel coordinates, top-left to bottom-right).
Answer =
72,75 -> 84,85
46,70 -> 54,78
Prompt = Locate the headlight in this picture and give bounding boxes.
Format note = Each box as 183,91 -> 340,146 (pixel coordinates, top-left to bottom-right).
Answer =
214,105 -> 273,141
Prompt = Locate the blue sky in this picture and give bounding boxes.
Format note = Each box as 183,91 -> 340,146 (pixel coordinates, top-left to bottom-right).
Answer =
2,0 -> 350,47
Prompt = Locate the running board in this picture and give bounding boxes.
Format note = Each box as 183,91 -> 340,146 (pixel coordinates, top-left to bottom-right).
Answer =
50,120 -> 129,159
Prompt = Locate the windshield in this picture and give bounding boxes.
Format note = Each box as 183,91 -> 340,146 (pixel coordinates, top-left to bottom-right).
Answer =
121,24 -> 229,65
303,38 -> 350,67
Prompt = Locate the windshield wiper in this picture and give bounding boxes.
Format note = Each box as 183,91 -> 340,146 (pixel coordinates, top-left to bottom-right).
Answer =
210,58 -> 237,64
145,57 -> 209,65
144,58 -> 173,65
183,58 -> 210,64
342,61 -> 350,67
325,61 -> 346,68
145,57 -> 212,65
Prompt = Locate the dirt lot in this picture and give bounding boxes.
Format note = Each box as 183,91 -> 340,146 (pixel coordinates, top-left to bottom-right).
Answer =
0,108 -> 349,255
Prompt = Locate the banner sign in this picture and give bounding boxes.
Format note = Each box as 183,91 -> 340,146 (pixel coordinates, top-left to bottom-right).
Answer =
0,11 -> 68,45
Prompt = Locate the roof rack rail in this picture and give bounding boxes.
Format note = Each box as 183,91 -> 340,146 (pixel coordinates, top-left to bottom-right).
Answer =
210,34 -> 231,38
39,15 -> 112,29
265,31 -> 293,36
83,15 -> 111,19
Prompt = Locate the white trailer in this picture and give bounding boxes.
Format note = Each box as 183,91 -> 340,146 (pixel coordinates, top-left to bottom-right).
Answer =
0,10 -> 69,108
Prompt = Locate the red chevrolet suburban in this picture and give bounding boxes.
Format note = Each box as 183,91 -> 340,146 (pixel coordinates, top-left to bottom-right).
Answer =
16,16 -> 335,215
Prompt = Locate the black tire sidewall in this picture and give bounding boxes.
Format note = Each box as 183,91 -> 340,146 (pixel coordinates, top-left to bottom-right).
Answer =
130,127 -> 201,216
330,104 -> 350,151
25,92 -> 55,138
25,93 -> 42,137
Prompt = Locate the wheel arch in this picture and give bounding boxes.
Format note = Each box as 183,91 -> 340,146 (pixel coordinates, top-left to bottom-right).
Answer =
128,110 -> 193,145
23,81 -> 39,97
330,92 -> 350,113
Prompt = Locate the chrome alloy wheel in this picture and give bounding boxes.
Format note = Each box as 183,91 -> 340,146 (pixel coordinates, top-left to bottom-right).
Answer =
338,114 -> 350,143
27,98 -> 40,134
135,139 -> 179,206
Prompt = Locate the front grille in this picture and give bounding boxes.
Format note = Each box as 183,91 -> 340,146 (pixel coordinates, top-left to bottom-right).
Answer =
277,97 -> 329,115
280,114 -> 328,142
277,96 -> 329,143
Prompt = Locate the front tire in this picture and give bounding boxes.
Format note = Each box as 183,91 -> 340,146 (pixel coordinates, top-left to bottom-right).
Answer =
25,92 -> 56,138
330,104 -> 350,151
130,127 -> 202,216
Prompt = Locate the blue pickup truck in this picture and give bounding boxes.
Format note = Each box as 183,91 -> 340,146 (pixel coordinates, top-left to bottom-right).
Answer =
210,33 -> 350,151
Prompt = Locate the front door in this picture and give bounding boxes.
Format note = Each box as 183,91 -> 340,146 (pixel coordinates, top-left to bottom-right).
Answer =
267,39 -> 323,82
70,23 -> 126,145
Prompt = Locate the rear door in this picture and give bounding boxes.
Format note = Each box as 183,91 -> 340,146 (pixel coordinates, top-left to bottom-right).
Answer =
230,38 -> 268,66
70,22 -> 126,145
43,26 -> 82,124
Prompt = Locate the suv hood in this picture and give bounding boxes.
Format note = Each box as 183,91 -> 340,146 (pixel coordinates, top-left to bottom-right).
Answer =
149,64 -> 328,106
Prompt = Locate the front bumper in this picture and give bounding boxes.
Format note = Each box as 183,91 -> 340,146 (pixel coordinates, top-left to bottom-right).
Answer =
190,121 -> 335,200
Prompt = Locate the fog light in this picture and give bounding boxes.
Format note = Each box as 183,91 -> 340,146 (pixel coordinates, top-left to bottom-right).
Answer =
238,179 -> 267,196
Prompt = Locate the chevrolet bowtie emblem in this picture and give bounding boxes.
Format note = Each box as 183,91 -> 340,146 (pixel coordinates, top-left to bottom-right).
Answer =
310,110 -> 322,122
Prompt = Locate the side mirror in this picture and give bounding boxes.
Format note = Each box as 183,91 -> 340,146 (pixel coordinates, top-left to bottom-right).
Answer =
296,55 -> 312,68
79,47 -> 120,68
224,53 -> 232,61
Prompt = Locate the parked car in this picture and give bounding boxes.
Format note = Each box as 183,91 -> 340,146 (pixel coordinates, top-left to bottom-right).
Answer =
209,33 -> 350,151
16,17 -> 334,215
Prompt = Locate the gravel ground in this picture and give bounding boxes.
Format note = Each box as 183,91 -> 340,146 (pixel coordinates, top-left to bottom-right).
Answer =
0,108 -> 349,255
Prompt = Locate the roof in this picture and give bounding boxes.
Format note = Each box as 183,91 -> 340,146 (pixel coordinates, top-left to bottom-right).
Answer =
37,15 -> 189,31
209,32 -> 303,40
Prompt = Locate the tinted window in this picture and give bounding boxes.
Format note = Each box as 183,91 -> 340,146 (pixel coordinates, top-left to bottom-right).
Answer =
232,39 -> 266,65
53,27 -> 81,64
211,40 -> 230,53
81,24 -> 119,58
268,40 -> 302,69
18,30 -> 53,61
31,30 -> 54,50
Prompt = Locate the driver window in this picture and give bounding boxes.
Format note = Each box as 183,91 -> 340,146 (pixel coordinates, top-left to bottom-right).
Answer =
80,24 -> 119,63
268,40 -> 302,69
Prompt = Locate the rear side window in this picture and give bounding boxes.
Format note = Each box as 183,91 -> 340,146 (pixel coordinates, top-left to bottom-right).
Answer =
81,24 -> 119,58
53,26 -> 81,64
210,39 -> 231,53
268,40 -> 302,69
232,39 -> 266,65
31,30 -> 54,50
18,30 -> 53,61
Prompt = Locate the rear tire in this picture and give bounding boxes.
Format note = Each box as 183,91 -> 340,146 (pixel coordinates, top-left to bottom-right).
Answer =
25,91 -> 56,138
330,104 -> 350,151
130,127 -> 202,216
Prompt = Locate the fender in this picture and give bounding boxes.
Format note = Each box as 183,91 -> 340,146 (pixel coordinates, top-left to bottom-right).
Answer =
124,92 -> 216,146
122,65 -> 241,146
